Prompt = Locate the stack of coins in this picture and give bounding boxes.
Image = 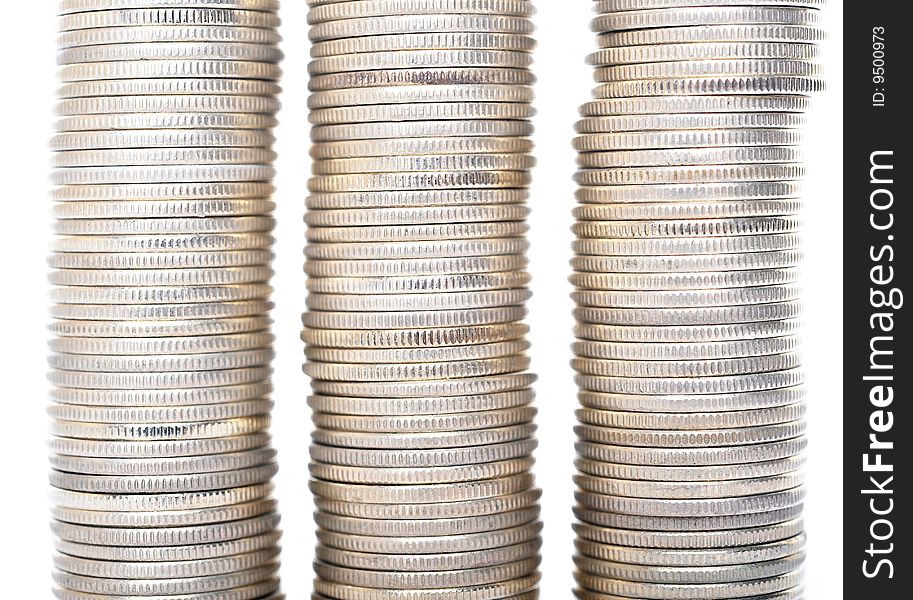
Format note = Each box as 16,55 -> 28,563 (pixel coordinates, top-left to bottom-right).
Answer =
570,1 -> 824,598
303,1 -> 543,598
49,1 -> 284,598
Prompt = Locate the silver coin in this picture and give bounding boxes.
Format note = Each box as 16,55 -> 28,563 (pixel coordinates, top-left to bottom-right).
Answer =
59,9 -> 281,32
51,182 -> 274,201
593,75 -> 825,98
577,146 -> 802,169
313,576 -> 539,600
53,199 -> 275,219
59,59 -> 281,82
49,463 -> 278,494
309,67 -> 535,92
315,489 -> 541,520
305,355 -> 530,383
52,130 -> 275,151
54,547 -> 280,580
312,120 -> 533,143
575,571 -> 801,599
596,0 -> 824,11
51,483 -> 273,512
53,564 -> 279,596
588,41 -> 819,66
50,447 -> 276,476
53,146 -> 276,167
57,24 -> 281,49
53,498 -> 277,529
49,435 -> 273,462
53,531 -> 280,563
49,399 -> 273,424
50,315 -> 272,339
576,438 -> 806,467
577,319 -> 798,343
570,268 -> 798,292
50,267 -> 272,288
307,222 -> 528,244
310,135 -> 534,159
49,331 -> 273,356
307,188 -> 527,209
311,32 -> 535,58
574,519 -> 804,549
575,181 -> 800,204
576,387 -> 805,413
303,306 -> 525,331
52,513 -> 281,547
58,41 -> 282,65
572,200 -> 801,222
576,112 -> 804,133
572,285 -> 800,309
575,504 -> 803,531
309,374 -> 537,400
314,558 -> 539,590
53,580 -> 281,600
573,216 -> 800,239
575,421 -> 805,448
49,348 -> 273,373
52,164 -> 276,186
57,77 -> 281,99
576,404 -> 805,430
312,407 -> 537,434
310,425 -> 537,453
309,15 -> 535,42
579,94 -> 810,116
306,272 -> 530,295
308,389 -> 534,416
592,7 -> 820,32
310,439 -> 537,469
575,472 -> 803,499
310,86 -> 533,113
315,523 -> 543,555
310,472 -> 535,504
308,0 -> 534,24
51,283 -> 271,305
316,539 -> 541,572
305,340 -> 529,364
305,237 -> 529,258
598,24 -> 825,48
572,251 -> 801,274
301,323 -> 529,349
310,49 -> 533,76
55,110 -> 277,132
574,302 -> 802,326
315,507 -> 540,537
593,59 -> 820,82
56,94 -> 280,116
312,152 -> 535,174
58,0 -> 280,14
51,415 -> 271,441
574,128 -> 801,152
576,455 -> 805,482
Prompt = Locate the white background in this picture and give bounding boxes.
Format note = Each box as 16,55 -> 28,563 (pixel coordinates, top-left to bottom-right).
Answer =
0,2 -> 843,597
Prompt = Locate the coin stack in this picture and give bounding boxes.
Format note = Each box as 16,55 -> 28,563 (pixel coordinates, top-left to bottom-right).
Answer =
49,1 -> 284,598
570,1 -> 824,598
303,1 -> 543,598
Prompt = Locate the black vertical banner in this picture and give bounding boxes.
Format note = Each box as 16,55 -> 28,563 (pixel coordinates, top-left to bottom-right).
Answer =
843,1 -> 908,596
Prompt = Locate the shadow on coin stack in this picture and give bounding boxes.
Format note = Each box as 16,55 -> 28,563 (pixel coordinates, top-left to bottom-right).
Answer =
570,1 -> 824,599
303,1 -> 543,598
48,2 -> 285,599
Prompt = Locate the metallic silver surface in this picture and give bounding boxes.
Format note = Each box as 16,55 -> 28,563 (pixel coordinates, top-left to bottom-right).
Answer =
569,1 -> 822,597
304,1 -> 541,597
49,1 -> 283,597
